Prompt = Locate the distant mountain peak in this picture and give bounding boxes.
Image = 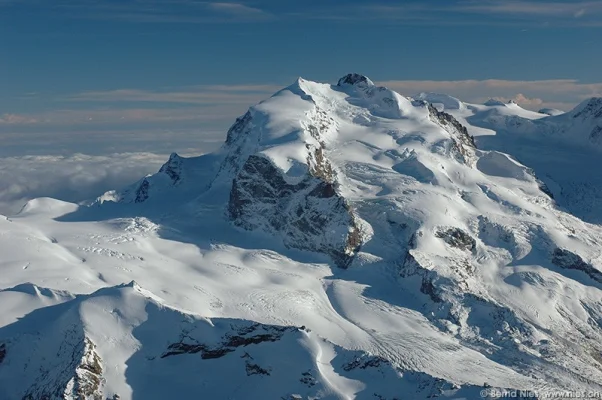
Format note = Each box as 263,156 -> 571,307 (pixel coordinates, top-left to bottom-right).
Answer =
158,152 -> 184,184
414,92 -> 465,111
484,98 -> 507,107
538,108 -> 564,116
337,73 -> 374,88
571,97 -> 602,120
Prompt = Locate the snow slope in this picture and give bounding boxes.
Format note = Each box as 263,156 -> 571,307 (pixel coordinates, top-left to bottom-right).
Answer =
2,74 -> 602,399
446,97 -> 602,224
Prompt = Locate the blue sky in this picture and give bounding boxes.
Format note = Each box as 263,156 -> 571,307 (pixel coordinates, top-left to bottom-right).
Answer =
2,0 -> 602,155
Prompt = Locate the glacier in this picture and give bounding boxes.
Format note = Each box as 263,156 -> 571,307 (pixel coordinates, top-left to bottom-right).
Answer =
2,74 -> 602,399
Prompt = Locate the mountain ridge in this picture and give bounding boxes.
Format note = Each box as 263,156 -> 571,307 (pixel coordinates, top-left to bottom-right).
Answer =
2,74 -> 602,398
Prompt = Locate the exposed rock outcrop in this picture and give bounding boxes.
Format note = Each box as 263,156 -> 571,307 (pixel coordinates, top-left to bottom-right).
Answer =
162,323 -> 300,359
225,96 -> 363,268
400,249 -> 447,303
225,111 -> 254,146
436,227 -> 477,252
228,154 -> 361,268
158,152 -> 184,185
342,354 -> 388,371
572,97 -> 602,120
552,248 -> 602,284
337,73 -> 374,88
22,336 -> 104,400
134,179 -> 150,203
426,103 -> 476,164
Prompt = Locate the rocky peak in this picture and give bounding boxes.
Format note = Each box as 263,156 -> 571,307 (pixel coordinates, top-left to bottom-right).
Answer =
158,152 -> 184,184
571,97 -> 602,120
226,98 -> 362,267
484,99 -> 506,107
425,102 -> 476,163
225,110 -> 254,145
337,73 -> 374,88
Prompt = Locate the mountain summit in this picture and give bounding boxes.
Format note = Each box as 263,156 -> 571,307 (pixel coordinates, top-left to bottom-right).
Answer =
2,74 -> 602,398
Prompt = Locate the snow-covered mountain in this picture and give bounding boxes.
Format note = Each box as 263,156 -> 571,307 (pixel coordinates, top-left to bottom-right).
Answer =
2,74 -> 602,399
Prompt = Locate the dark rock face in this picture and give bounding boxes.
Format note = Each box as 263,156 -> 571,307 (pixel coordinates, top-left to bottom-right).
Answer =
225,111 -> 254,145
158,153 -> 184,184
245,362 -> 271,376
425,103 -> 476,164
161,323 -> 299,359
217,110 -> 260,180
573,98 -> 602,120
552,248 -> 602,284
436,227 -> 476,252
222,100 -> 362,268
590,126 -> 602,142
134,179 -> 150,203
428,105 -> 475,147
337,73 -> 372,87
537,180 -> 555,199
299,371 -> 317,387
228,154 -> 361,268
22,337 -> 104,400
342,354 -> 388,371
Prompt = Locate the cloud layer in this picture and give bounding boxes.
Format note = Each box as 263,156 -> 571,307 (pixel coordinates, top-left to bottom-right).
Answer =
0,0 -> 274,23
0,152 -> 172,215
1,84 -> 280,134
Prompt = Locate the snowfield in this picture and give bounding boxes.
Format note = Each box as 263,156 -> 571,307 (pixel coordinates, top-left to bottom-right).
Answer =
2,74 -> 602,399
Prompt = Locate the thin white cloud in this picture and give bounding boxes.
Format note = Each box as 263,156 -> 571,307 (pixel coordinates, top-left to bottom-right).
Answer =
0,114 -> 38,124
4,0 -> 602,25
65,85 -> 281,105
458,1 -> 602,16
2,84 -> 282,127
18,0 -> 275,23
206,2 -> 271,18
304,1 -> 602,25
0,107 -> 239,126
0,84 -> 281,127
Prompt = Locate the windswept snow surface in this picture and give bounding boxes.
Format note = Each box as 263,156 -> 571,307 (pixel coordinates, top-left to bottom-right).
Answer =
2,75 -> 602,399
445,97 -> 602,224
